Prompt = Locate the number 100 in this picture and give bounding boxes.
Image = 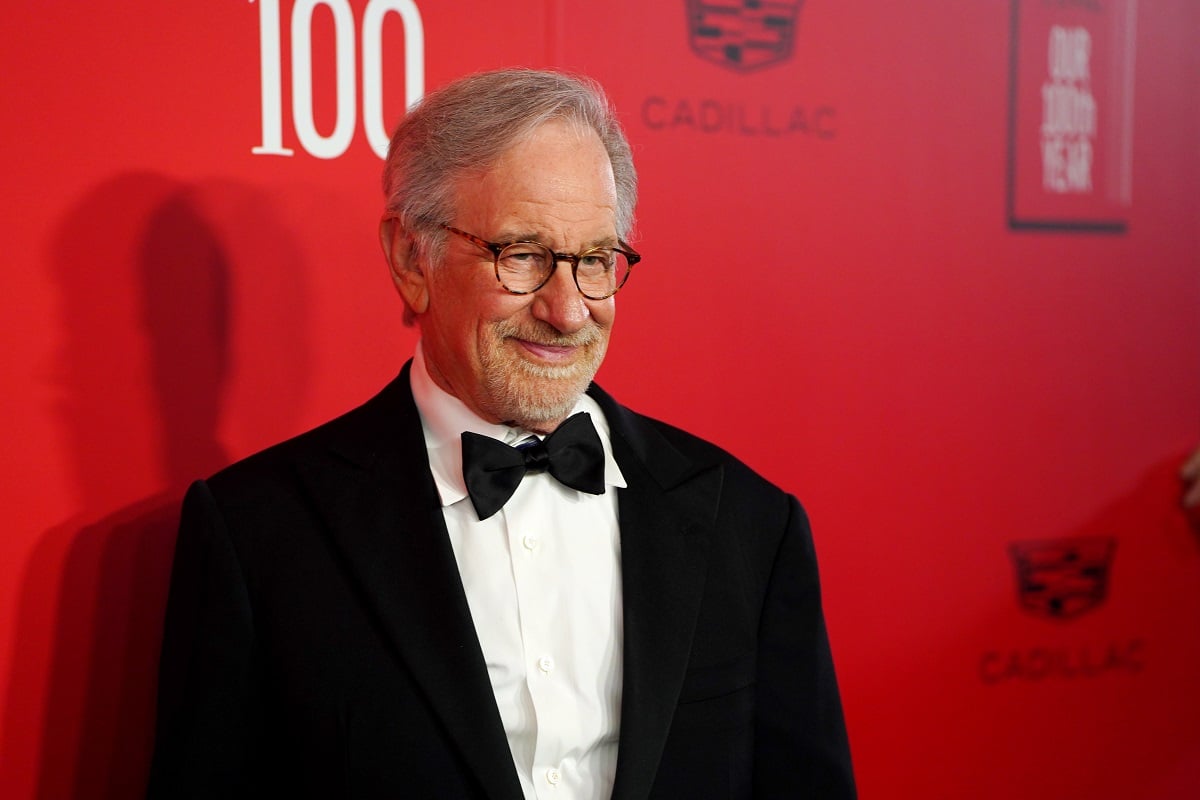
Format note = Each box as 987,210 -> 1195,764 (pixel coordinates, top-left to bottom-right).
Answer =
252,0 -> 425,159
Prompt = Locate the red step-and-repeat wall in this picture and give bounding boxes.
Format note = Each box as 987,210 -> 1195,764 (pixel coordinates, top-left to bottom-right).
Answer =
2,1 -> 1197,797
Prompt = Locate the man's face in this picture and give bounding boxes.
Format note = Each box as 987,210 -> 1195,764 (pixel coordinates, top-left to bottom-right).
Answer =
416,120 -> 619,433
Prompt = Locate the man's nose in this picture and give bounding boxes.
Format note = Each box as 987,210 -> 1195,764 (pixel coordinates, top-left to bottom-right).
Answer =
531,259 -> 590,333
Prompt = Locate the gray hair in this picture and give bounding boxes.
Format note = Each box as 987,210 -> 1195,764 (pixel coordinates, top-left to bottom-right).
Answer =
382,68 -> 637,270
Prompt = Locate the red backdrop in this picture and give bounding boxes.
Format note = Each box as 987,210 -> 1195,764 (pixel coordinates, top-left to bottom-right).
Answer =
2,1 -> 1198,797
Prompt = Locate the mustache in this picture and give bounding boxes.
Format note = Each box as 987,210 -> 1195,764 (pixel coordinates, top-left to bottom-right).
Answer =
494,319 -> 602,348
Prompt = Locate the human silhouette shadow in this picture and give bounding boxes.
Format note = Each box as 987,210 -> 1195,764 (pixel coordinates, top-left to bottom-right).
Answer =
1,173 -> 309,799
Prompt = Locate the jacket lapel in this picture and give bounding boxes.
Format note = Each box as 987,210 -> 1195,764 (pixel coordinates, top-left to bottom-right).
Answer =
591,387 -> 724,800
298,365 -> 524,800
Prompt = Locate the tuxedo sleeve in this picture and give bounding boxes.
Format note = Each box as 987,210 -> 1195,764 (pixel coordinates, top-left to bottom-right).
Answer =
753,495 -> 856,798
147,479 -> 263,799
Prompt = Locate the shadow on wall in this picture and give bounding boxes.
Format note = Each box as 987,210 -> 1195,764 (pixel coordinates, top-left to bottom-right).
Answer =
0,173 -> 310,799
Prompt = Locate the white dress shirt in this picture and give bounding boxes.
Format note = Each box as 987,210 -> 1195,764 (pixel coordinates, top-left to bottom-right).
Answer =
409,343 -> 627,800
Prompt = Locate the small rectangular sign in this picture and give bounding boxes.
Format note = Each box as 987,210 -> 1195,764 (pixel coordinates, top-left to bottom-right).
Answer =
1007,0 -> 1137,232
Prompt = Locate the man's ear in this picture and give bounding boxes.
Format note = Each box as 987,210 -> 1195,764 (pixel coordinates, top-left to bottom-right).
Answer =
379,215 -> 430,315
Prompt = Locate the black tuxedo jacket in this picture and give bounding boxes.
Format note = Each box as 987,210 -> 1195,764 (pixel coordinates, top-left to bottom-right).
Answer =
148,364 -> 855,799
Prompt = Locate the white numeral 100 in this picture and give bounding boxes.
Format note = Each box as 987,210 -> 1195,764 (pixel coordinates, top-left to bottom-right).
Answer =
252,0 -> 425,159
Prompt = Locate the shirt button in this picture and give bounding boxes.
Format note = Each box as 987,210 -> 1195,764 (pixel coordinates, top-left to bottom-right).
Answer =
537,655 -> 555,674
522,534 -> 540,551
545,767 -> 562,786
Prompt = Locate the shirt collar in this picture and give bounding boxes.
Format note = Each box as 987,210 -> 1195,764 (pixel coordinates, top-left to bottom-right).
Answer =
410,341 -> 627,509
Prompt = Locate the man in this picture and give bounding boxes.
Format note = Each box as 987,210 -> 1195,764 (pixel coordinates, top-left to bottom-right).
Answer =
149,68 -> 855,799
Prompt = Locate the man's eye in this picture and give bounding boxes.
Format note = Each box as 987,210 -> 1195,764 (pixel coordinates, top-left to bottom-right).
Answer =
500,248 -> 547,268
580,252 -> 613,270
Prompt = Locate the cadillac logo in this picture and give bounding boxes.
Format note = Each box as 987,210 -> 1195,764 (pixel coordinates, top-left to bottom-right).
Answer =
1008,537 -> 1116,620
686,0 -> 804,73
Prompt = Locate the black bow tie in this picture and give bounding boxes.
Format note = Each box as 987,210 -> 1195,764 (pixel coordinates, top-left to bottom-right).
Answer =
461,412 -> 606,521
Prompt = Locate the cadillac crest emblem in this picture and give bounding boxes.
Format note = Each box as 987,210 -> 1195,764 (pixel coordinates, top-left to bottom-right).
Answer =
686,0 -> 804,73
1008,537 -> 1116,620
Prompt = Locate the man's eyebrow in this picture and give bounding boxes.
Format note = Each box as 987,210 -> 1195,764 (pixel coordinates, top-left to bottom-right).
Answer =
583,235 -> 619,249
495,231 -> 619,250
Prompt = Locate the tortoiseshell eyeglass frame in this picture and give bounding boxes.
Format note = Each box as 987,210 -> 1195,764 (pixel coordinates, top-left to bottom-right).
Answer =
440,224 -> 640,300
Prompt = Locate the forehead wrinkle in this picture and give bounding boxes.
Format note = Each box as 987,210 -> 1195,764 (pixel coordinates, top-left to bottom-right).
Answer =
491,204 -> 617,251
454,121 -> 618,251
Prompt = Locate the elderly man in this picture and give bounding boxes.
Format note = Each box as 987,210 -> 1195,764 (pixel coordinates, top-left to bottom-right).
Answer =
149,69 -> 855,799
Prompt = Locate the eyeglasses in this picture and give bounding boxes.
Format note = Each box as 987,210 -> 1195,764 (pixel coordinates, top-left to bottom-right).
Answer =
441,225 -> 640,300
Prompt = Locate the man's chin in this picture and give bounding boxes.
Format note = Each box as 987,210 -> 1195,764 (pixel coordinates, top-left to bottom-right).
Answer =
481,338 -> 606,429
485,374 -> 595,432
